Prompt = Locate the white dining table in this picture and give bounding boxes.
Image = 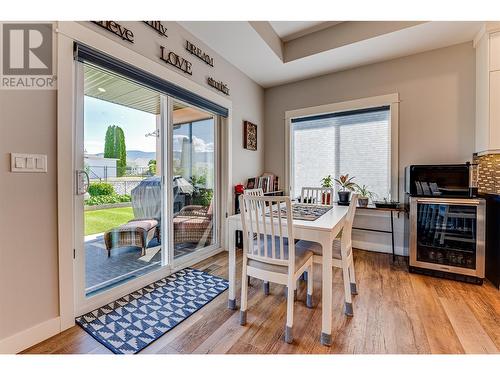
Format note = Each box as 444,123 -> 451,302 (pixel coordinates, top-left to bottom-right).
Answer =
226,203 -> 348,346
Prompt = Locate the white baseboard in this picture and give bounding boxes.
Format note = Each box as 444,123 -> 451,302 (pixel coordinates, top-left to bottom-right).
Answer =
0,317 -> 61,354
353,238 -> 407,256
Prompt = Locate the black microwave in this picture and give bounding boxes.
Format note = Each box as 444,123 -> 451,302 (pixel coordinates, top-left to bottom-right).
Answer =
405,164 -> 472,197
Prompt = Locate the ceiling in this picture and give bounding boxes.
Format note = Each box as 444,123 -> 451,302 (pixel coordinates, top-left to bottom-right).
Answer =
84,64 -> 212,123
84,64 -> 161,114
179,21 -> 484,88
268,21 -> 341,41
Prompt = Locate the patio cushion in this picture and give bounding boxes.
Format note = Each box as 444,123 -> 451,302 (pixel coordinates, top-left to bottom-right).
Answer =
113,219 -> 158,232
104,219 -> 159,254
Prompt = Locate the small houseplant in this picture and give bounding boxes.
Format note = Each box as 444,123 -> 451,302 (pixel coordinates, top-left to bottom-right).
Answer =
334,174 -> 356,205
320,174 -> 333,205
354,184 -> 374,207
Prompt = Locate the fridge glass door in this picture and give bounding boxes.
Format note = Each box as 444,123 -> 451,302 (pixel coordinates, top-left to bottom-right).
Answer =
416,202 -> 477,269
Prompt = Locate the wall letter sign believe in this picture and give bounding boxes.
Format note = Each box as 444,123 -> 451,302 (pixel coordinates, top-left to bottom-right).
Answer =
92,21 -> 134,43
207,77 -> 230,96
160,46 -> 193,75
185,40 -> 214,67
143,21 -> 168,38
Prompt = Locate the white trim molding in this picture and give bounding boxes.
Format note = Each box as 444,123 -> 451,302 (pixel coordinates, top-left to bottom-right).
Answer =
0,317 -> 60,354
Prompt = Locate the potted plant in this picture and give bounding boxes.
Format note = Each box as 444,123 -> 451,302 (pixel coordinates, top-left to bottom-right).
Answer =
320,175 -> 333,205
354,184 -> 374,207
334,174 -> 356,205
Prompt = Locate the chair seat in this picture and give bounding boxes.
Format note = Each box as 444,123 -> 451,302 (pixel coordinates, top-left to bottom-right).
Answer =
295,239 -> 342,259
247,247 -> 313,274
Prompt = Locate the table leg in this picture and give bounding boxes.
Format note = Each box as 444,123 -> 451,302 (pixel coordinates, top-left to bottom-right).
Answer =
228,220 -> 237,310
320,236 -> 333,346
390,211 -> 395,263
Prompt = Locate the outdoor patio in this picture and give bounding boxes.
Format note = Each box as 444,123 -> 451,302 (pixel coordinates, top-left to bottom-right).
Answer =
85,234 -> 209,296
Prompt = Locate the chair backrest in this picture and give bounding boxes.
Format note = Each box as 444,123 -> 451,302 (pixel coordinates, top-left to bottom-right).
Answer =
244,188 -> 264,196
300,187 -> 334,206
340,194 -> 359,258
239,194 -> 295,271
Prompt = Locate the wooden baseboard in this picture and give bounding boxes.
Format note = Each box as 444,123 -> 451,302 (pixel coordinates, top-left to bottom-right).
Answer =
0,317 -> 61,354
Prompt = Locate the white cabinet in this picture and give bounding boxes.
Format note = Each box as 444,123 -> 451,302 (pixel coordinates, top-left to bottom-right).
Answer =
489,70 -> 500,151
475,28 -> 500,154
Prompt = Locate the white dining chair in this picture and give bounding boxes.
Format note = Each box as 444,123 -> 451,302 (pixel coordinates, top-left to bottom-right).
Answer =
296,194 -> 359,316
243,187 -> 267,292
239,194 -> 315,343
244,188 -> 264,196
300,187 -> 334,205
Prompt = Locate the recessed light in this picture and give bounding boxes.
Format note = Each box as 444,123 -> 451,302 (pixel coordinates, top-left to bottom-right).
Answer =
98,87 -> 106,93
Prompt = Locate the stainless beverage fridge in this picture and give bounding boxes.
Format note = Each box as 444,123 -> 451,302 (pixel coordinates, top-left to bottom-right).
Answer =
409,197 -> 485,284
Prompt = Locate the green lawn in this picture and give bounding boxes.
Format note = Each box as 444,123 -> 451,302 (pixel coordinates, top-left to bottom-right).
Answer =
84,207 -> 134,236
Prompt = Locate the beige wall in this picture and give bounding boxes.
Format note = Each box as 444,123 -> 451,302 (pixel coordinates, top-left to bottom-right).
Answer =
0,21 -> 264,343
0,90 -> 59,339
264,42 -> 476,198
264,42 -> 475,256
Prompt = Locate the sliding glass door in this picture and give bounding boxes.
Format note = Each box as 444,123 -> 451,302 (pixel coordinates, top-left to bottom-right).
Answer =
76,63 -> 165,302
74,63 -> 220,313
171,100 -> 218,260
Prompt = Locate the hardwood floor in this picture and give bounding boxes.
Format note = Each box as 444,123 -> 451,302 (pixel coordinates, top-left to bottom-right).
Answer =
22,250 -> 500,354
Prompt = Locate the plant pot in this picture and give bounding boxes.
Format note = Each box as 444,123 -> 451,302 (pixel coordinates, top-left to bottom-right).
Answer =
322,192 -> 331,205
358,197 -> 369,207
337,191 -> 351,205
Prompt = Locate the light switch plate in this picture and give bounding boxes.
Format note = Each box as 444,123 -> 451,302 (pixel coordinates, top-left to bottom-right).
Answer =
11,153 -> 47,173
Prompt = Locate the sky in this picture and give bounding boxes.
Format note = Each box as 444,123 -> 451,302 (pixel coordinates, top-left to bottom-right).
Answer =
84,96 -> 157,154
84,96 -> 214,155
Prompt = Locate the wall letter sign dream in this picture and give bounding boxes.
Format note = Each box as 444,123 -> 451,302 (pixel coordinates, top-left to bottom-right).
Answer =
92,21 -> 134,43
143,21 -> 168,38
207,77 -> 230,96
160,46 -> 193,75
185,40 -> 214,67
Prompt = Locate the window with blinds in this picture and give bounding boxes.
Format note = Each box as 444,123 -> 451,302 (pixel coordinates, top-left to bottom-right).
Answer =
291,106 -> 391,200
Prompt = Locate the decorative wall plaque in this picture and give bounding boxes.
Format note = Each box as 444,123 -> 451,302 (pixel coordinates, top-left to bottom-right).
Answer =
143,21 -> 168,38
207,77 -> 229,96
243,121 -> 257,151
185,40 -> 214,67
160,46 -> 193,75
92,21 -> 134,43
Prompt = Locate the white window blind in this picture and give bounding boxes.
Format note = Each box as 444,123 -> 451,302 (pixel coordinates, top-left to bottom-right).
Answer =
291,106 -> 391,200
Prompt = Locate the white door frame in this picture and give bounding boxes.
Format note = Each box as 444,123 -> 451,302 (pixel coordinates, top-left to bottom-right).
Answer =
56,21 -> 232,330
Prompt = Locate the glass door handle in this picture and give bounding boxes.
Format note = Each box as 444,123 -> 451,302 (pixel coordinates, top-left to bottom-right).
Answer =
76,170 -> 90,195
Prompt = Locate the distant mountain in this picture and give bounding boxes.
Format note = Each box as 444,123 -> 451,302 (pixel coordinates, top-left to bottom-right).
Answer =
92,150 -> 212,164
94,150 -> 156,161
126,150 -> 156,161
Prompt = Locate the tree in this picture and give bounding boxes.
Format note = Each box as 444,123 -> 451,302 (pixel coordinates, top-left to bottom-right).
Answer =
148,159 -> 156,175
104,125 -> 127,177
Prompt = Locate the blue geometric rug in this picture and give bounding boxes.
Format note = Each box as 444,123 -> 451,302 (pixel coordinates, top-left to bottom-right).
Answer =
76,268 -> 228,354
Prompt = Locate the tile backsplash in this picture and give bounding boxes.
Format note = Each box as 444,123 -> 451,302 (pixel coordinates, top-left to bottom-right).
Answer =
473,153 -> 500,195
